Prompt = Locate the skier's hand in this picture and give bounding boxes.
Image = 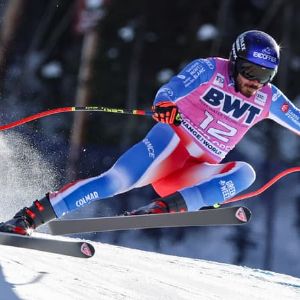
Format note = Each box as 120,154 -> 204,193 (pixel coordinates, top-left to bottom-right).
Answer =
152,101 -> 181,126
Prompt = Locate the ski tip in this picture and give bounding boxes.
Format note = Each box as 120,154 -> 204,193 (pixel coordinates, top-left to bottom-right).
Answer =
235,206 -> 252,223
80,242 -> 95,258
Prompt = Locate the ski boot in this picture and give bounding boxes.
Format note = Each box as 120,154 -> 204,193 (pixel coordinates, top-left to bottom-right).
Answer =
124,192 -> 188,215
0,194 -> 57,236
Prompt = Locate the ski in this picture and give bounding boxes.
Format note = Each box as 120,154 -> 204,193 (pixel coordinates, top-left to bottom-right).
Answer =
49,206 -> 251,235
0,232 -> 95,258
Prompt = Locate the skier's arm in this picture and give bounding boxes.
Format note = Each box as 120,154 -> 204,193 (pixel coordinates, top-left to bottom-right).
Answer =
154,58 -> 216,104
152,59 -> 216,124
268,85 -> 300,135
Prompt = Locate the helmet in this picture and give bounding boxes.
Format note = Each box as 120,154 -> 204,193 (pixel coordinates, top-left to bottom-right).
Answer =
230,30 -> 280,84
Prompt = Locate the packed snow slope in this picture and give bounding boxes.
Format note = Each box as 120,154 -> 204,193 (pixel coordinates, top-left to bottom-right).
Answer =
0,233 -> 299,300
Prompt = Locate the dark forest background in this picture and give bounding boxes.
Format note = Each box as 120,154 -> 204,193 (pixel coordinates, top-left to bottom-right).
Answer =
0,0 -> 300,277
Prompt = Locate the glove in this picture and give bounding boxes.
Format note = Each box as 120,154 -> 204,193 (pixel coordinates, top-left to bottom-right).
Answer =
152,101 -> 181,125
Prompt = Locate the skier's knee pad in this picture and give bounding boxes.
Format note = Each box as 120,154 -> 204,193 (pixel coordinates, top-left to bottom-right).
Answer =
233,161 -> 256,191
180,161 -> 256,209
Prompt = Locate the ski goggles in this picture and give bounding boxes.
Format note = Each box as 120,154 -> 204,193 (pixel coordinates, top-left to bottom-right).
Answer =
236,59 -> 277,84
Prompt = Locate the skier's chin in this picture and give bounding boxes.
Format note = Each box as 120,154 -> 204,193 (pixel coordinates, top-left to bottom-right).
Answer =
235,74 -> 264,97
240,87 -> 258,98
238,83 -> 261,98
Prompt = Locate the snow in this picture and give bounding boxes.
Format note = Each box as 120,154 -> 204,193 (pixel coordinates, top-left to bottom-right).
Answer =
0,233 -> 300,300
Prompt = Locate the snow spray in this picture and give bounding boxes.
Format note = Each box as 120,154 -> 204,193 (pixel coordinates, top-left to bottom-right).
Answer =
0,132 -> 58,220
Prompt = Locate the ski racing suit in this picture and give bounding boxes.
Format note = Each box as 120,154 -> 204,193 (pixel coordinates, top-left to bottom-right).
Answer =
49,57 -> 300,217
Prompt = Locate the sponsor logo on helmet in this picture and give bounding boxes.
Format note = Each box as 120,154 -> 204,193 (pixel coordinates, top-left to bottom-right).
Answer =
253,51 -> 277,63
236,36 -> 246,51
262,47 -> 273,55
231,45 -> 237,59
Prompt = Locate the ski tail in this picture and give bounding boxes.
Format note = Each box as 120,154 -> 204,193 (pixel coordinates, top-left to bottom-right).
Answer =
0,232 -> 95,258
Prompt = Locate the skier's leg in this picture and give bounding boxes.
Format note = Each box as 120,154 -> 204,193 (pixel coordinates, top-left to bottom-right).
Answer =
178,161 -> 256,210
152,161 -> 242,197
127,161 -> 255,214
50,124 -> 190,217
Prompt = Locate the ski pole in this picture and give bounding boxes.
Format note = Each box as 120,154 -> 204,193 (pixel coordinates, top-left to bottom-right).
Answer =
224,166 -> 300,204
0,106 -> 153,131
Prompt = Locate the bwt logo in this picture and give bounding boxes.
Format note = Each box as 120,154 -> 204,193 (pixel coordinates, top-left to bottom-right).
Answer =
202,87 -> 261,124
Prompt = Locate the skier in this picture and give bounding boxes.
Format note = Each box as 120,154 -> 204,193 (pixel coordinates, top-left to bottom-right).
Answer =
0,30 -> 298,236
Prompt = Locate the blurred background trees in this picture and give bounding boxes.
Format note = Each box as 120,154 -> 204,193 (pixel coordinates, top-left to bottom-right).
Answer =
0,0 -> 300,277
